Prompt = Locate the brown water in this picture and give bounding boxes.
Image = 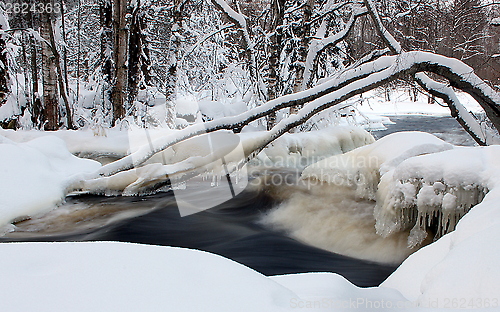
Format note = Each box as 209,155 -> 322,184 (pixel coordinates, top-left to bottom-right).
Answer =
0,116 -> 472,287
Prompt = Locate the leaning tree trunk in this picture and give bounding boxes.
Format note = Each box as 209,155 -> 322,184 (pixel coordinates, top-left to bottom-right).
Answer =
111,0 -> 129,126
40,7 -> 59,131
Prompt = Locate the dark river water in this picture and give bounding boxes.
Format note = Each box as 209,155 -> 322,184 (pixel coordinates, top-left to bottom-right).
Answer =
0,116 -> 473,287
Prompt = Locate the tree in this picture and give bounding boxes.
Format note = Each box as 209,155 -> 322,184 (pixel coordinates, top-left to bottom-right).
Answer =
111,0 -> 130,124
100,0 -> 114,125
40,2 -> 60,130
128,1 -> 152,105
62,0 -> 500,195
266,0 -> 286,130
0,9 -> 11,129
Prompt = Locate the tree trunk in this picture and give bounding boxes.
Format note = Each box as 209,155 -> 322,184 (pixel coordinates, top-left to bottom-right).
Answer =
100,0 -> 114,123
40,6 -> 59,131
266,0 -> 286,130
31,38 -> 43,128
0,21 -> 9,107
290,0 -> 315,116
165,0 -> 184,105
46,17 -> 74,129
111,0 -> 130,125
128,0 -> 151,105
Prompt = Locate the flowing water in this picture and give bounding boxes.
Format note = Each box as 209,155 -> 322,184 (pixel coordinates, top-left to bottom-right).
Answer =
0,116 -> 473,287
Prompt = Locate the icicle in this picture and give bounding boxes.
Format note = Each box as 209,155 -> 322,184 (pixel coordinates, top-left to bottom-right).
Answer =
375,177 -> 488,248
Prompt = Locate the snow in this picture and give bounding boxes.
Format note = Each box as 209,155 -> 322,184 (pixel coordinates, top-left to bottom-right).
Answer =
355,89 -> 483,117
0,127 -> 176,161
0,242 -> 296,312
0,135 -> 101,231
198,99 -> 248,120
263,126 -> 375,169
1,130 -> 500,310
492,17 -> 500,26
384,156 -> 500,307
212,0 -> 247,30
0,241 -> 438,312
300,130 -> 500,308
301,131 -> 495,247
175,95 -> 200,117
302,131 -> 453,201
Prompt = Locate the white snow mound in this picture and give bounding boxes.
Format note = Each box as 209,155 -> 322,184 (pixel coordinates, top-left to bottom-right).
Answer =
0,135 -> 101,231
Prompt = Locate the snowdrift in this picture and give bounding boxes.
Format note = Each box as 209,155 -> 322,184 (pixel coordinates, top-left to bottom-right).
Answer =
0,135 -> 101,233
301,131 -> 500,308
0,242 -> 413,312
302,132 -> 494,247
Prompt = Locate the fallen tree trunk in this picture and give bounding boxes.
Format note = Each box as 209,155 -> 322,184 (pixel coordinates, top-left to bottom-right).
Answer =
69,51 -> 500,195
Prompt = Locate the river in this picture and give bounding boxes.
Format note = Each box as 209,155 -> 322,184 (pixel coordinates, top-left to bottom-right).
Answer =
0,116 -> 473,287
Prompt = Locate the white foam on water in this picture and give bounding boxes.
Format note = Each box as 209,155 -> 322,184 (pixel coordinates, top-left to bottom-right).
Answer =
260,181 -> 428,265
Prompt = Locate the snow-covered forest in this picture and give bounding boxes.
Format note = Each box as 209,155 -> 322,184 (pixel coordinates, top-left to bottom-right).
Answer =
1,0 -> 500,311
0,0 -> 498,131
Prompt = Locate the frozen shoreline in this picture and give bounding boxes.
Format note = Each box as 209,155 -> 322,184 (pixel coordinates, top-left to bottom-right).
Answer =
0,114 -> 498,310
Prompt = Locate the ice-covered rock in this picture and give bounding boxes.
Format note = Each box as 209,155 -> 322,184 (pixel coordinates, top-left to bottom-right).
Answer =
302,132 -> 495,248
302,132 -> 453,201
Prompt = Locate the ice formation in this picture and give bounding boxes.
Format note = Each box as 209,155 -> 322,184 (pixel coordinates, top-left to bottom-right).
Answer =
376,147 -> 490,247
262,126 -> 375,169
302,132 -> 493,248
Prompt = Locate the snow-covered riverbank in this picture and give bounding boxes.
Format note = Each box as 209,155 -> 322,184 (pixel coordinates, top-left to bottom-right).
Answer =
0,115 -> 499,310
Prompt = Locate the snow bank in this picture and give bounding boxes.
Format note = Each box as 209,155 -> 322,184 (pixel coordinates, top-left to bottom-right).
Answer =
383,149 -> 500,307
301,131 -> 500,308
302,133 -> 494,247
0,242 -> 296,312
302,132 -> 453,201
7,241 -> 494,311
356,89 -> 483,117
0,127 -> 177,162
0,135 -> 101,232
263,126 -> 375,169
376,147 -> 491,247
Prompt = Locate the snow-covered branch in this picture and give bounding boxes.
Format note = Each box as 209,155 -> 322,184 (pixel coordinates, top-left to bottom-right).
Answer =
87,56 -> 394,178
414,73 -> 499,146
364,0 -> 500,145
302,5 -> 368,90
363,0 -> 402,54
72,52 -> 500,194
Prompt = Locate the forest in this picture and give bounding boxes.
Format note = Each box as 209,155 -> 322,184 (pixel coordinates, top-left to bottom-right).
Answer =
0,0 -> 498,135
2,1 -> 500,309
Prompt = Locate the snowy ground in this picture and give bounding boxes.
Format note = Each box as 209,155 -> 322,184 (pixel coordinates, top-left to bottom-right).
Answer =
1,130 -> 499,311
0,89 -> 498,311
355,88 -> 483,117
350,89 -> 484,132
